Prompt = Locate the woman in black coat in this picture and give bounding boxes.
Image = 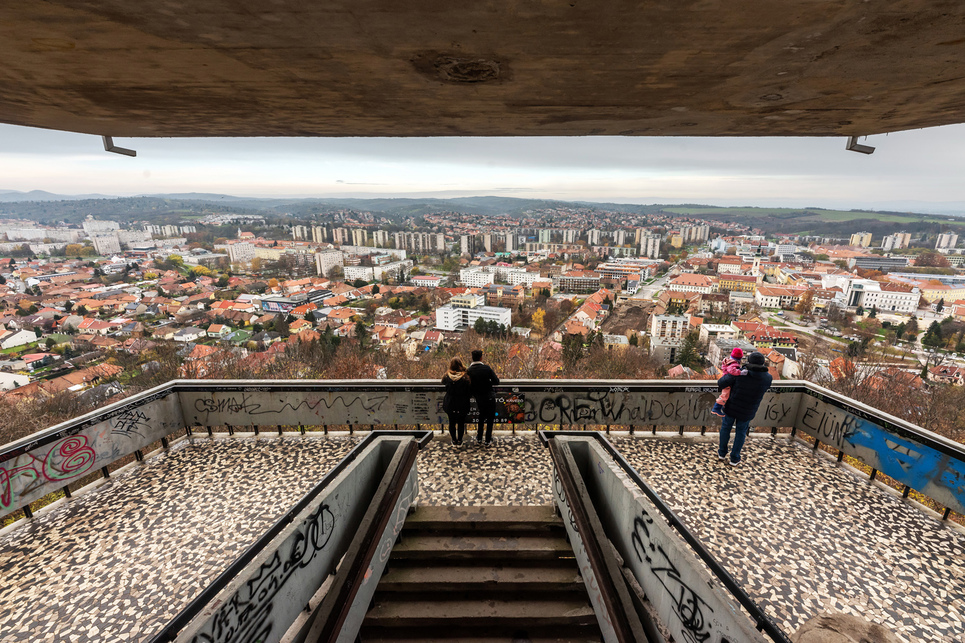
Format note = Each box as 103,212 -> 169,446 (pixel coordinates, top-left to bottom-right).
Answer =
442,357 -> 472,446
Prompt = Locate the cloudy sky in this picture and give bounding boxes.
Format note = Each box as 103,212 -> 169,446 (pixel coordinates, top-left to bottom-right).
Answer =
1,123 -> 964,213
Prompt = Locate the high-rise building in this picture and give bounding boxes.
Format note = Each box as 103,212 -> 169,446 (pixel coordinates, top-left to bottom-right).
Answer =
587,229 -> 602,245
83,216 -> 119,236
849,231 -> 873,248
613,230 -> 628,246
292,225 -> 308,240
936,232 -> 959,249
504,232 -> 516,252
311,226 -> 326,244
562,229 -> 578,243
640,234 -> 661,259
460,235 -> 475,256
90,234 -> 121,255
350,229 -> 368,246
538,229 -> 552,243
372,230 -> 391,247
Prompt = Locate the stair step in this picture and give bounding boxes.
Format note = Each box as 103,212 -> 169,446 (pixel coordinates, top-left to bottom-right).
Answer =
390,534 -> 573,560
359,631 -> 602,643
377,563 -> 585,593
403,505 -> 563,533
363,599 -> 598,628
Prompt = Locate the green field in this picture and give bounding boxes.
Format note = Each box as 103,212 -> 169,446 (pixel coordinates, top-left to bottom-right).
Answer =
661,206 -> 965,229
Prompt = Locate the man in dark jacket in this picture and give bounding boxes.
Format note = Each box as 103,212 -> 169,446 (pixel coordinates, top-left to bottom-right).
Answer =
716,351 -> 772,466
467,349 -> 500,445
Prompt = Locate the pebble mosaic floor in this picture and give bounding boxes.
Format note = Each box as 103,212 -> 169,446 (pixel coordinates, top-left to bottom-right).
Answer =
2,432 -> 962,643
0,435 -> 359,643
417,433 -> 554,506
611,435 -> 965,643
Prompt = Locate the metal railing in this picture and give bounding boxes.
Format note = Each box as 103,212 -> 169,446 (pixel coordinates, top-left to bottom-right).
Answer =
3,379 -> 964,521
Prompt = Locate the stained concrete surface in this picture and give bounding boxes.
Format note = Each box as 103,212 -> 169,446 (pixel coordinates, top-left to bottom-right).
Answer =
3,2 -> 965,137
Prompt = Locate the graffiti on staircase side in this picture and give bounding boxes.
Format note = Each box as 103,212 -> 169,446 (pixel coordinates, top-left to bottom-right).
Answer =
630,509 -> 713,643
191,502 -> 336,643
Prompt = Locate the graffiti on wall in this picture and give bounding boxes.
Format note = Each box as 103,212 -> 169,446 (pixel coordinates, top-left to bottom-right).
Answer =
630,509 -> 714,643
0,435 -> 98,512
192,392 -> 389,419
191,502 -> 337,643
799,401 -> 965,512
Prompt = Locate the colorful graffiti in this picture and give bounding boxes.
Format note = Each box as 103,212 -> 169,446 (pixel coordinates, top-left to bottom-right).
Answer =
843,417 -> 965,511
1,435 -> 97,511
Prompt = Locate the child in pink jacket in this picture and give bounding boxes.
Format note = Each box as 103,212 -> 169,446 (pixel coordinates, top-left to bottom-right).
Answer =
711,348 -> 746,417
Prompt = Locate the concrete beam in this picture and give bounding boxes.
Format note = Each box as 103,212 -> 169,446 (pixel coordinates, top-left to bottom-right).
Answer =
3,1 -> 965,137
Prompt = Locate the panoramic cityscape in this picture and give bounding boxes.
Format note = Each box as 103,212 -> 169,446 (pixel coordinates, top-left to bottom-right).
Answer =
3,1 -> 965,641
2,189 -> 965,642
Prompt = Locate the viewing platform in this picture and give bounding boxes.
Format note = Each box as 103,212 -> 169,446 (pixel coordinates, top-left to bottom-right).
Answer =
1,380 -> 964,643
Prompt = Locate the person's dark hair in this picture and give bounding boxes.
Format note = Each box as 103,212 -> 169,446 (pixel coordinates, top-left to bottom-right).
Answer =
471,349 -> 483,362
747,352 -> 766,365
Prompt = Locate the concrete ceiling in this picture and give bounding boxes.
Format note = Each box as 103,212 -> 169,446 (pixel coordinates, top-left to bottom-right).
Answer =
2,1 -> 965,138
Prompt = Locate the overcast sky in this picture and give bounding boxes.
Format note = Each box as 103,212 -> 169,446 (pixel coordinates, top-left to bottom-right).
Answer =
1,123 -> 964,213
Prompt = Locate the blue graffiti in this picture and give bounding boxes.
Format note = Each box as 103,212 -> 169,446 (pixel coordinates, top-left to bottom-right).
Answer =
844,418 -> 965,510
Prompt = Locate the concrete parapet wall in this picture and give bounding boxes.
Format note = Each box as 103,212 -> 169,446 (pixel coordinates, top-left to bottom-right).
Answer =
563,435 -> 771,643
0,384 -> 182,518
3,379 -> 964,520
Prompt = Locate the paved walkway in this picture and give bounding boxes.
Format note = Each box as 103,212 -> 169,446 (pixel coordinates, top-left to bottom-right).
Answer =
612,435 -> 965,643
2,432 -> 961,643
0,435 -> 359,643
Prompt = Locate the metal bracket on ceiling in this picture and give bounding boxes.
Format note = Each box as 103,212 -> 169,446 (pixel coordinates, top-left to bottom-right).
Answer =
845,136 -> 875,155
102,136 -> 136,157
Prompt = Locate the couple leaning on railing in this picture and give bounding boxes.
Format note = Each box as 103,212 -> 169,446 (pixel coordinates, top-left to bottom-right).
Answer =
441,349 -> 500,447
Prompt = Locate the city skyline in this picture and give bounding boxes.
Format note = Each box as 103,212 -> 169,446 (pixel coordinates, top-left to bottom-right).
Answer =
2,123 -> 965,214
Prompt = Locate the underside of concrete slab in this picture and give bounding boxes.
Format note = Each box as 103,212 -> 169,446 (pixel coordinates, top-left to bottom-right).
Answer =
3,1 -> 965,138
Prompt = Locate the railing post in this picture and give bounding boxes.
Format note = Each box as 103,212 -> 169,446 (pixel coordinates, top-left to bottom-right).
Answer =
943,507 -> 952,521
870,468 -> 878,481
902,485 -> 911,499
62,485 -> 71,499
161,437 -> 169,449
813,438 -> 821,451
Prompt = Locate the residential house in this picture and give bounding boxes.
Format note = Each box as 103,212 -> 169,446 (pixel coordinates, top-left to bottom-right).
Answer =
173,326 -> 206,343
0,329 -> 37,349
207,324 -> 233,339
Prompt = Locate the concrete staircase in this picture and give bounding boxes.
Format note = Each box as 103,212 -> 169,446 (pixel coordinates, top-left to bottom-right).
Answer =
359,505 -> 602,643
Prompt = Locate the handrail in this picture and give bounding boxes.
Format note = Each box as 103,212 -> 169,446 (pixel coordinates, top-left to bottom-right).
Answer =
308,438 -> 420,642
539,430 -> 792,643
146,429 -> 431,643
7,378 -> 962,465
545,436 -> 656,643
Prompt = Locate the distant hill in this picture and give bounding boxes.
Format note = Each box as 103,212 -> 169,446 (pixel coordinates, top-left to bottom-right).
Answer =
2,192 -> 964,236
0,189 -> 114,202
